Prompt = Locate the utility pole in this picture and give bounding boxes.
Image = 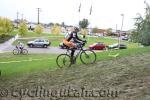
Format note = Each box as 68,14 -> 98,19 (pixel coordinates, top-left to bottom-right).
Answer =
37,8 -> 41,24
120,14 -> 124,33
21,13 -> 24,21
16,12 -> 19,29
116,24 -> 120,46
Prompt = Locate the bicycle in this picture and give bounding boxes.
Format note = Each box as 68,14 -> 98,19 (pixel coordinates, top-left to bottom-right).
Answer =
56,42 -> 96,68
13,46 -> 28,55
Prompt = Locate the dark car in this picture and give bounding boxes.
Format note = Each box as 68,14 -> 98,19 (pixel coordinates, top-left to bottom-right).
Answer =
89,42 -> 106,50
27,39 -> 51,48
107,43 -> 127,49
141,42 -> 150,46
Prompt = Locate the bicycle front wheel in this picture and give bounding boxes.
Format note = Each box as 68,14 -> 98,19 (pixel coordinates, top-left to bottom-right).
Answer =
22,49 -> 28,55
80,50 -> 96,64
13,49 -> 19,55
56,54 -> 71,68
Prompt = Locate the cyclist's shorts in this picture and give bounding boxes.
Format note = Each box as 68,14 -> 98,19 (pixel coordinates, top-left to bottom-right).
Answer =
63,39 -> 75,48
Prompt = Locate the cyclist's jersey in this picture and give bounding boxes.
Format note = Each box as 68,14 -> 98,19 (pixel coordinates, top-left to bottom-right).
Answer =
65,31 -> 83,43
17,43 -> 24,49
64,32 -> 71,39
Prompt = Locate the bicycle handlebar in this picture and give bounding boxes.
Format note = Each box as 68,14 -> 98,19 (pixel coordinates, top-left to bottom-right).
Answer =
77,41 -> 86,48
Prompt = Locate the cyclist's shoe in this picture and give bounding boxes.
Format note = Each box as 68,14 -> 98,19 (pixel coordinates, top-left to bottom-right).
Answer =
71,56 -> 76,64
71,60 -> 76,64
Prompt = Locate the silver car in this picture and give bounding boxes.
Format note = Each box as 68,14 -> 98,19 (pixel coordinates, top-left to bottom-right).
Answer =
27,39 -> 51,48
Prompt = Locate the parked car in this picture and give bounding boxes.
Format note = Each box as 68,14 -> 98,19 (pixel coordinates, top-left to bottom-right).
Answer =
121,36 -> 128,40
89,42 -> 106,50
27,39 -> 51,48
141,42 -> 150,46
107,43 -> 127,49
28,24 -> 36,31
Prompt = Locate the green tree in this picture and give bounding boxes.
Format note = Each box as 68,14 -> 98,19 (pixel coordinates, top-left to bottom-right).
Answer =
51,24 -> 61,35
79,18 -> 89,38
18,21 -> 28,36
106,28 -> 112,36
55,23 -> 60,26
131,1 -> 150,44
48,22 -> 54,27
92,27 -> 98,33
79,18 -> 89,29
0,17 -> 3,34
0,17 -> 13,35
34,24 -> 43,35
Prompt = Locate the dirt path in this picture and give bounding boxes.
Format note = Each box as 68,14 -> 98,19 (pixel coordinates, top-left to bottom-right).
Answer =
0,52 -> 150,100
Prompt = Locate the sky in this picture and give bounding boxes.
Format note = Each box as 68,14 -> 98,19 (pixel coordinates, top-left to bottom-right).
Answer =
0,0 -> 149,30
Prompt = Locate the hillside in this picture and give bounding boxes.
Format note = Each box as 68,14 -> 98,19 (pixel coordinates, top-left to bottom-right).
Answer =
0,52 -> 150,100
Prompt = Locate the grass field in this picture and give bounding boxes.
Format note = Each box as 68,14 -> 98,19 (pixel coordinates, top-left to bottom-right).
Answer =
0,47 -> 150,99
1,31 -> 149,99
0,47 -> 149,78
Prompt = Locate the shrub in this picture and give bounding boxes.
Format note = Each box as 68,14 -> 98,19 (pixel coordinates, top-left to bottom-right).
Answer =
0,16 -> 13,35
51,24 -> 61,35
18,21 -> 28,36
34,24 -> 43,34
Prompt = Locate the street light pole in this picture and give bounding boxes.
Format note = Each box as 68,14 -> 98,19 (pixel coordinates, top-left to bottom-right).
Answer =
120,14 -> 124,32
119,14 -> 124,48
21,14 -> 24,21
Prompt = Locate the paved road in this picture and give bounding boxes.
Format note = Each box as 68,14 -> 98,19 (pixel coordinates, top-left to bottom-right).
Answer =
2,46 -> 103,54
0,34 -> 103,54
2,46 -> 67,54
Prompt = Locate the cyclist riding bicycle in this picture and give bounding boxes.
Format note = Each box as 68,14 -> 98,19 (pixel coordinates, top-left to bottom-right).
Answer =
63,26 -> 86,64
16,41 -> 24,50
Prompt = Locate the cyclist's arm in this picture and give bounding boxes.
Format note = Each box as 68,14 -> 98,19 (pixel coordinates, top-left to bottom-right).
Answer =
73,33 -> 84,43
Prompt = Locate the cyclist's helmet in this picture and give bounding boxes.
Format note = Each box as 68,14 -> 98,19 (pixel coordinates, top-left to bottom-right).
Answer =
74,27 -> 80,33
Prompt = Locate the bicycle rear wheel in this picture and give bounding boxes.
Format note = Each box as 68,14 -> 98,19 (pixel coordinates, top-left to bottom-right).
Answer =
22,49 -> 28,55
13,49 -> 19,55
80,50 -> 96,64
56,54 -> 71,68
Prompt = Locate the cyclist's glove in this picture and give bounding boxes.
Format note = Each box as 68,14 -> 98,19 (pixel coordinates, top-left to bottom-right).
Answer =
83,40 -> 87,43
81,42 -> 86,46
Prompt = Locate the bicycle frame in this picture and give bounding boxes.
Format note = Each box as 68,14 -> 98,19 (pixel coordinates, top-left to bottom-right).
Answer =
56,42 -> 96,68
16,46 -> 24,53
65,44 -> 86,60
13,47 -> 28,55
18,48 -> 23,54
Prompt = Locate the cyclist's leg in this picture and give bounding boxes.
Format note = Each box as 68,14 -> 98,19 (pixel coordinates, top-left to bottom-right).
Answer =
70,49 -> 76,64
19,47 -> 23,53
63,39 -> 76,64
